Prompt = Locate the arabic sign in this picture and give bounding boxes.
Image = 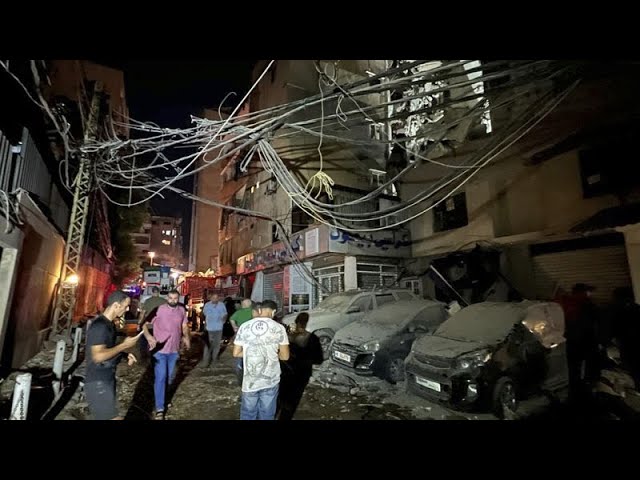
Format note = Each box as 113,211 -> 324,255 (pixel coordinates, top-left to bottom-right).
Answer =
328,229 -> 412,257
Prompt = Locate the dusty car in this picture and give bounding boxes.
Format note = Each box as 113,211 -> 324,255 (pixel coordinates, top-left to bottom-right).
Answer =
405,301 -> 569,418
282,289 -> 418,358
330,300 -> 449,383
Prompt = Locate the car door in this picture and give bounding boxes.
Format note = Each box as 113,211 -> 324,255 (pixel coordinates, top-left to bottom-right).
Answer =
388,309 -> 432,360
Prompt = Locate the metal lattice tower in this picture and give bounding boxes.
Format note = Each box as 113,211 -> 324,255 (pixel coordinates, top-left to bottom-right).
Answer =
50,81 -> 103,339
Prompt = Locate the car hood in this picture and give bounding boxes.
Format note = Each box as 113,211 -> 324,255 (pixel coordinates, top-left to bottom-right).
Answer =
333,321 -> 398,347
412,334 -> 488,359
282,310 -> 341,329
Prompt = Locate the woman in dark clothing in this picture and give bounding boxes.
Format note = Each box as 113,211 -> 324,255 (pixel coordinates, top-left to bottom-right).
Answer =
277,312 -> 324,420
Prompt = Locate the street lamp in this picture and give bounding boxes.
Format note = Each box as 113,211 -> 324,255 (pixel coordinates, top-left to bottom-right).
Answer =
149,251 -> 155,266
64,274 -> 79,286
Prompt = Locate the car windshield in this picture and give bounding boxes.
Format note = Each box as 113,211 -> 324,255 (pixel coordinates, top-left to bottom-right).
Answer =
315,294 -> 354,313
434,303 -> 525,344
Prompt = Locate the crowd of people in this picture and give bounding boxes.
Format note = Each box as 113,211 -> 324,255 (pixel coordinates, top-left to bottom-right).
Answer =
84,289 -> 322,420
82,281 -> 639,421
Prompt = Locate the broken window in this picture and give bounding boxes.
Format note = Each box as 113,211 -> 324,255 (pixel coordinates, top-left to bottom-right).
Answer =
433,192 -> 468,233
579,136 -> 638,199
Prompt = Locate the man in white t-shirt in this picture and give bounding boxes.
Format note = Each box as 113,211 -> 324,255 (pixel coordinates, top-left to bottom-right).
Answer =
233,300 -> 289,420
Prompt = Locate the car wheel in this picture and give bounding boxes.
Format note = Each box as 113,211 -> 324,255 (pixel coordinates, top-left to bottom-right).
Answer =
386,356 -> 406,384
492,376 -> 518,419
315,329 -> 334,360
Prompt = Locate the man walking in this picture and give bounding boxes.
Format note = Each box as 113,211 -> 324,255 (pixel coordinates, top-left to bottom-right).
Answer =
137,287 -> 166,362
200,293 -> 227,368
230,298 -> 254,331
233,300 -> 289,420
231,300 -> 259,386
85,291 -> 142,420
143,289 -> 191,419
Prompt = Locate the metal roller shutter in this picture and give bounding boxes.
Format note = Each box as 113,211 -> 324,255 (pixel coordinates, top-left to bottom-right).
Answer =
533,245 -> 631,304
263,271 -> 284,311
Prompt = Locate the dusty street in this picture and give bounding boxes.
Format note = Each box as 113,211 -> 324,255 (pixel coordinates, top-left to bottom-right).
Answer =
49,333 -> 574,421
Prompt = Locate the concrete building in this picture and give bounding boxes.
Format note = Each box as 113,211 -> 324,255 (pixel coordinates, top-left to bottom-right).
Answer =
149,215 -> 184,268
399,62 -> 640,306
188,60 -> 640,312
190,60 -> 413,311
132,217 -> 152,267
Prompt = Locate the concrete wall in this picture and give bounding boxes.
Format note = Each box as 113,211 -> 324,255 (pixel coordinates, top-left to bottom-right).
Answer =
47,60 -> 129,137
74,246 -> 112,321
0,208 -> 24,370
2,192 -> 64,369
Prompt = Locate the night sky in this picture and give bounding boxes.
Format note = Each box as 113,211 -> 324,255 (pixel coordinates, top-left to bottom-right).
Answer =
95,60 -> 257,257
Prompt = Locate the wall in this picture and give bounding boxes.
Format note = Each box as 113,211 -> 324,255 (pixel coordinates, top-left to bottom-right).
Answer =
404,176 -> 495,258
0,205 -> 24,370
2,192 -> 64,369
73,246 -> 112,321
47,60 -> 129,137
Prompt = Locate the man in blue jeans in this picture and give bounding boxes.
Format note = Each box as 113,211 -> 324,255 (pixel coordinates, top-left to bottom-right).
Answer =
143,290 -> 191,419
200,293 -> 227,368
233,300 -> 289,420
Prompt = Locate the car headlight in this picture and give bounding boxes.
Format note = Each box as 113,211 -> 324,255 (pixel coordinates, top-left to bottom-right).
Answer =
361,340 -> 380,352
456,350 -> 492,370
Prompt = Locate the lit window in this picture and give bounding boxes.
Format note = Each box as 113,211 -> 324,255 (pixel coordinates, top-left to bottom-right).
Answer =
162,240 -> 171,245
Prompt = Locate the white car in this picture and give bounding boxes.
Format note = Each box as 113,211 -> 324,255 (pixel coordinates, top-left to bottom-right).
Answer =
282,289 -> 419,358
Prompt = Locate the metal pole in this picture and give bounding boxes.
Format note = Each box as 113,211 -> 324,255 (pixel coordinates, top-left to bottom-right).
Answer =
52,339 -> 66,397
428,264 -> 469,307
71,327 -> 82,363
51,81 -> 103,340
10,373 -> 32,420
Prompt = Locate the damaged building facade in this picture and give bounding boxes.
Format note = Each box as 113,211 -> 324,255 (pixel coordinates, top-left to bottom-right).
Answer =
189,60 -> 640,312
0,61 -> 128,372
399,62 -> 640,306
190,61 -> 415,310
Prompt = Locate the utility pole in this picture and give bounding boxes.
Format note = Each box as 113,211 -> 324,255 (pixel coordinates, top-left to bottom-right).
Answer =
50,81 -> 103,341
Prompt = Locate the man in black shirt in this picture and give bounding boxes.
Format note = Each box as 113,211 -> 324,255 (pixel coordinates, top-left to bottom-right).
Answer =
85,290 -> 142,420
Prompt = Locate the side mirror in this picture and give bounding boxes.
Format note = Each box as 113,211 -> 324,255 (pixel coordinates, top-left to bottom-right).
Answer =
347,306 -> 361,314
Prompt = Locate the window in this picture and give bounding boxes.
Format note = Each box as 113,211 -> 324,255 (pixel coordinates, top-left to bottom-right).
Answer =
357,263 -> 398,289
579,137 -> 637,199
291,205 -> 314,234
351,295 -> 373,313
403,279 -> 423,297
433,192 -> 468,232
375,294 -> 395,307
162,239 -> 171,246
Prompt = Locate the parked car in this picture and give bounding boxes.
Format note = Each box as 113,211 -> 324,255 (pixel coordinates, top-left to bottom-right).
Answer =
282,289 -> 419,358
330,299 -> 449,383
405,301 -> 569,418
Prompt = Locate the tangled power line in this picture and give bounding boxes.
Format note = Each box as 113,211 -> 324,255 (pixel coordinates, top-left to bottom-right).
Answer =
1,59 -> 582,292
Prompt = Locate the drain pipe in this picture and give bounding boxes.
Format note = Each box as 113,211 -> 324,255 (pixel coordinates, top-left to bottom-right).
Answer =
10,373 -> 32,420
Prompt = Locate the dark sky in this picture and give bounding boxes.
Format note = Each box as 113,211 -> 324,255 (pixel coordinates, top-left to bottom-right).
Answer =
96,60 -> 257,257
